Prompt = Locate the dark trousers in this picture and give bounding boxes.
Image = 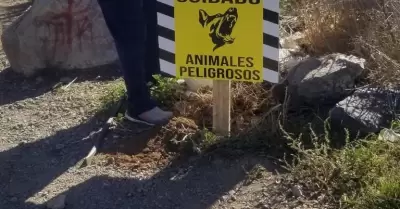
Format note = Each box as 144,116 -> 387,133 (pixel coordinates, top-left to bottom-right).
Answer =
97,0 -> 160,115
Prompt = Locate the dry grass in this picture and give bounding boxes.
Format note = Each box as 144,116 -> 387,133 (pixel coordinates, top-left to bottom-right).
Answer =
285,0 -> 400,86
174,82 -> 275,134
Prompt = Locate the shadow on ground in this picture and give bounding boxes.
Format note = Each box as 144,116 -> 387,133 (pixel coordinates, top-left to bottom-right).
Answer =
0,110 -> 107,208
0,110 -> 280,209
0,63 -> 122,106
57,156 -> 276,209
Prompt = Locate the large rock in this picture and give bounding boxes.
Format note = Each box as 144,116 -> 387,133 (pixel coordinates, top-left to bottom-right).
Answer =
1,0 -> 117,76
272,53 -> 365,105
330,87 -> 400,134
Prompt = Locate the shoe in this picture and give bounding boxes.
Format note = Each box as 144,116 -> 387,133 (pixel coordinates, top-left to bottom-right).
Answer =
125,107 -> 173,126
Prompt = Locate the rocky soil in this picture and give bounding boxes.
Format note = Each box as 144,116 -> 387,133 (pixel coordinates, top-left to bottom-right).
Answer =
0,2 -> 312,209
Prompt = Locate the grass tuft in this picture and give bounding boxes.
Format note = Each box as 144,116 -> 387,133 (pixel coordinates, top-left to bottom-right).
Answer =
283,119 -> 400,208
99,78 -> 126,111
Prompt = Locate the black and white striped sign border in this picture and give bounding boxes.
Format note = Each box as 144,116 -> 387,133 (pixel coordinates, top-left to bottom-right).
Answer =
156,0 -> 279,83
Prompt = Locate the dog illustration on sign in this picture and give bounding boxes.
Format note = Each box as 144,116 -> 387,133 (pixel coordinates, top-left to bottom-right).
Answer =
198,7 -> 238,51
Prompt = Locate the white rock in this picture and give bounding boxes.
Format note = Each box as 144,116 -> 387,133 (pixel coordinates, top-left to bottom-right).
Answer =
279,33 -> 307,74
184,78 -> 213,92
221,194 -> 230,202
379,128 -> 400,142
176,79 -> 185,84
279,48 -> 303,74
280,32 -> 304,50
184,90 -> 195,97
1,0 -> 117,76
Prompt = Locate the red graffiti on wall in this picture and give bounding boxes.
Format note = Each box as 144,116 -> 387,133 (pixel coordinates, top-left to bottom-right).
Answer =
34,0 -> 94,56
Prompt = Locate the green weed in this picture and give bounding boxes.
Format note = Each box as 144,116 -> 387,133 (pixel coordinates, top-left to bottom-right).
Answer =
150,74 -> 185,108
99,79 -> 126,110
283,120 -> 400,208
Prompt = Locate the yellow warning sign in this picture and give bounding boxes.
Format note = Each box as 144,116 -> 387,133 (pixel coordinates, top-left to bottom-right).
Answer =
175,0 -> 264,82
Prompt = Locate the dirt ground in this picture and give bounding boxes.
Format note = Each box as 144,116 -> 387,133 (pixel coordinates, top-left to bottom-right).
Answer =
0,2 -> 319,209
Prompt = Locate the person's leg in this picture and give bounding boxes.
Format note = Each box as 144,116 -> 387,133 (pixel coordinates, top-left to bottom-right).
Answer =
143,0 -> 161,84
97,0 -> 172,125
